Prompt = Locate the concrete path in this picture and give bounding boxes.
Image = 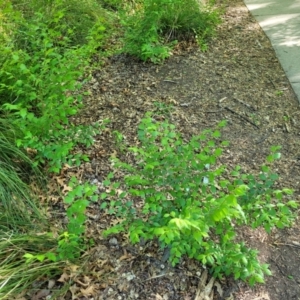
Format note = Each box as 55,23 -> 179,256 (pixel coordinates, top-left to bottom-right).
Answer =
243,0 -> 300,102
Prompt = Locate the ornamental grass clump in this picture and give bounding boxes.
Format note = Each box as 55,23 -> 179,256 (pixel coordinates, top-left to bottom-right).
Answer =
0,118 -> 45,230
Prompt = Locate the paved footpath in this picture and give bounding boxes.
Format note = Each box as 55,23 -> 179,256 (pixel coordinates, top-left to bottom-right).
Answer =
243,0 -> 300,102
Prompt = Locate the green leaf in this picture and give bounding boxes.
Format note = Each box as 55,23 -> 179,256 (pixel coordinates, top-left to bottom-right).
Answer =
273,152 -> 281,160
107,172 -> 114,179
214,148 -> 222,157
103,179 -> 110,186
218,120 -> 227,127
283,188 -> 293,195
36,254 -> 46,262
23,253 -> 34,262
234,271 -> 240,280
100,202 -> 108,209
212,130 -> 221,138
46,252 -> 57,262
287,201 -> 298,208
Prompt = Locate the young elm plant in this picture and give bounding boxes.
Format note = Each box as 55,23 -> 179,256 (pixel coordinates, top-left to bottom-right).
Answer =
24,177 -> 98,263
101,113 -> 297,286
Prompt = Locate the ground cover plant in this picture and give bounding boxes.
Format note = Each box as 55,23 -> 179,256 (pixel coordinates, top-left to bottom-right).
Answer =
10,0 -> 108,46
101,114 -> 297,286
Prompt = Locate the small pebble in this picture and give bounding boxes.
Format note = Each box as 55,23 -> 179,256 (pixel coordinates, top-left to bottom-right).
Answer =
108,288 -> 114,295
109,237 -> 118,245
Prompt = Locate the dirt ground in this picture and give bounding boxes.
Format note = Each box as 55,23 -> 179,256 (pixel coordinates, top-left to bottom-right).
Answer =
45,0 -> 300,299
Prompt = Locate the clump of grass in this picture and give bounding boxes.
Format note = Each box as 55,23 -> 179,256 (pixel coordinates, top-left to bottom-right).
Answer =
0,118 -> 46,231
0,233 -> 62,299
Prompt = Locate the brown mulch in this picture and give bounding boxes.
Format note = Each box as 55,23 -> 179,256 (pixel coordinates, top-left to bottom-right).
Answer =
41,0 -> 300,299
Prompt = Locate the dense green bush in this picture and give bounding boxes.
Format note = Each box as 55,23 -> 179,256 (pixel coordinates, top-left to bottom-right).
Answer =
0,2 -> 106,172
122,0 -> 221,62
10,0 -> 107,46
101,114 -> 297,285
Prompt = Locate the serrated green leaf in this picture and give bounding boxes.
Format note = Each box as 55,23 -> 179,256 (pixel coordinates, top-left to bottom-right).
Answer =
100,202 -> 108,209
287,201 -> 298,208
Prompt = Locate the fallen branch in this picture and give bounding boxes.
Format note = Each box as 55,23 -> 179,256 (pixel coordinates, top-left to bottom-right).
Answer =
224,106 -> 259,129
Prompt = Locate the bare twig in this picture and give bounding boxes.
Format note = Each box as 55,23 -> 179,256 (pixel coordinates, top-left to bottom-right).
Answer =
194,270 -> 215,300
219,97 -> 227,103
163,79 -> 177,84
273,241 -> 300,248
224,106 -> 259,129
256,134 -> 269,144
143,273 -> 167,282
233,97 -> 257,110
205,110 -> 223,113
270,258 -> 286,277
269,79 -> 276,89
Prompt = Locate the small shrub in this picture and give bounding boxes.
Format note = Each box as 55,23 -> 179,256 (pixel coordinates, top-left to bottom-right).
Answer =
11,0 -> 107,47
23,177 -> 98,263
57,177 -> 98,261
122,0 -> 221,62
101,114 -> 297,285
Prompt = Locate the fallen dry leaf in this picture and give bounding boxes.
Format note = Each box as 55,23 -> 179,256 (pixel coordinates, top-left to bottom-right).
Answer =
80,284 -> 97,296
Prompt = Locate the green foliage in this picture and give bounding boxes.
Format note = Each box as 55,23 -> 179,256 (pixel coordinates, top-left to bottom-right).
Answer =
11,0 -> 107,46
121,0 -> 170,63
122,0 -> 221,62
153,101 -> 173,116
26,178 -> 98,262
0,163 -> 99,289
0,3 -> 106,172
101,114 -> 297,285
0,2 -> 110,297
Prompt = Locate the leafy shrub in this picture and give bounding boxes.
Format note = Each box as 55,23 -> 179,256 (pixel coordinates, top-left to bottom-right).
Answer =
0,4 -> 105,172
10,0 -> 107,46
160,0 -> 220,49
57,177 -> 98,261
101,114 -> 297,285
23,177 -> 98,263
122,0 -> 221,62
